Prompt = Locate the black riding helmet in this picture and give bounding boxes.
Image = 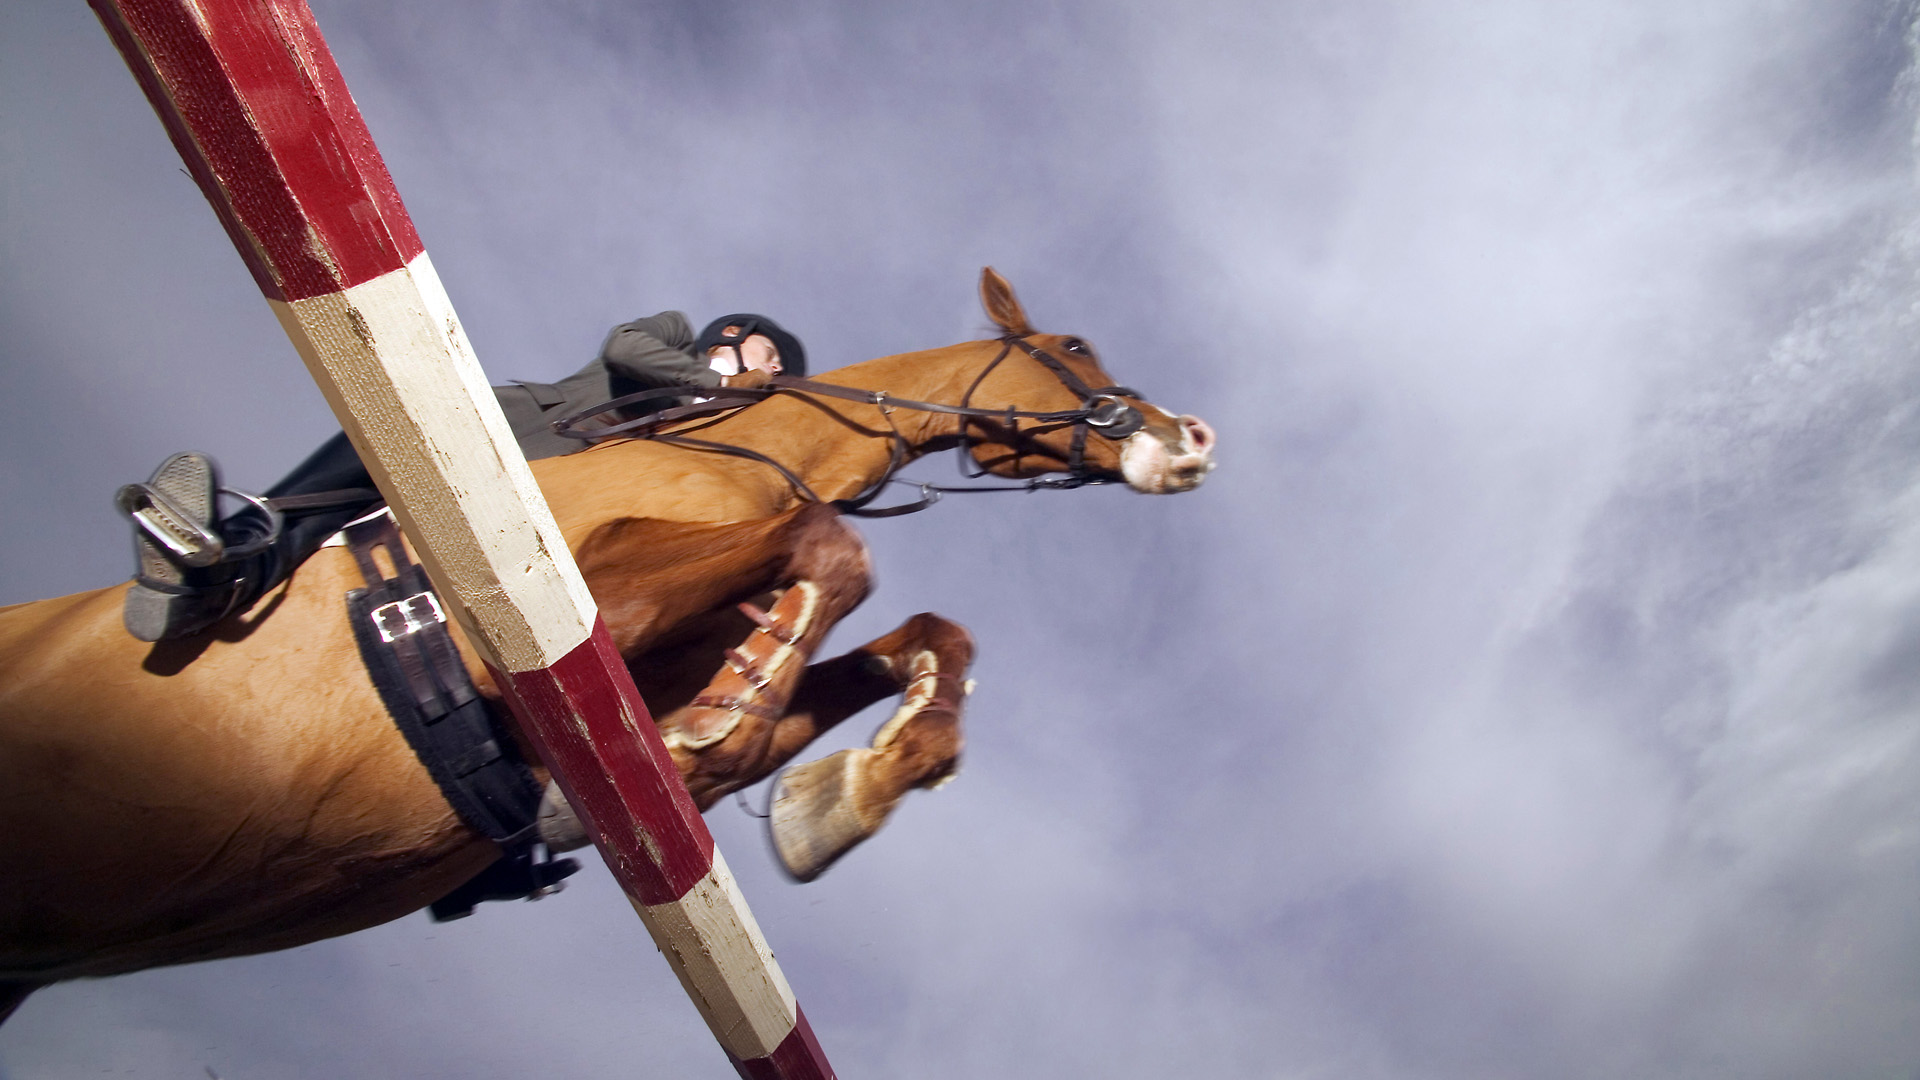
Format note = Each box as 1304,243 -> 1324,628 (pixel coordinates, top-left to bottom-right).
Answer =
695,314 -> 807,378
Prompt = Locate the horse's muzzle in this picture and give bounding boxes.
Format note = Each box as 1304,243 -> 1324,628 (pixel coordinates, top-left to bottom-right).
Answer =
1120,414 -> 1216,494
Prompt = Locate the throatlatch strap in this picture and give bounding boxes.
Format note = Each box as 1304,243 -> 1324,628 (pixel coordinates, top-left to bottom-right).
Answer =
342,514 -> 574,919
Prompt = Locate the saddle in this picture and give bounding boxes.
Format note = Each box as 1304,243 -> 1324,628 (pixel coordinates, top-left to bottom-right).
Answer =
341,512 -> 579,921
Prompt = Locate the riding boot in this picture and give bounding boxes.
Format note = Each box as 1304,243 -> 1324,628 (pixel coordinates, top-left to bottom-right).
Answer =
262,429 -> 385,580
119,435 -> 388,642
120,452 -> 231,641
118,453 -> 281,642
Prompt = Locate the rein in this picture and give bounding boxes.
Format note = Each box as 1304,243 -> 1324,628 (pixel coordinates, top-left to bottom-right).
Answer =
547,335 -> 1146,518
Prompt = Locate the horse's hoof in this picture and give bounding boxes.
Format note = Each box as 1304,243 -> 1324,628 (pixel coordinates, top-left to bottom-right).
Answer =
769,749 -> 879,882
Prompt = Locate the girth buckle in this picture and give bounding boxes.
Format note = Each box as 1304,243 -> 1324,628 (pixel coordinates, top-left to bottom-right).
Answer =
371,591 -> 445,642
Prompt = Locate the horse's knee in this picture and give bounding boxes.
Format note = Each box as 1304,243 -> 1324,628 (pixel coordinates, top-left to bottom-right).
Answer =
863,613 -> 974,684
900,612 -> 974,664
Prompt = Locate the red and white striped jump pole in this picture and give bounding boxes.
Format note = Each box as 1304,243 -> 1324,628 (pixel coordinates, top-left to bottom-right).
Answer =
88,2 -> 834,1076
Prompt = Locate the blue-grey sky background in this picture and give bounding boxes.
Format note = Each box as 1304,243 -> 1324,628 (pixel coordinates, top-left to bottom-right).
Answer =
6,0 -> 1920,1076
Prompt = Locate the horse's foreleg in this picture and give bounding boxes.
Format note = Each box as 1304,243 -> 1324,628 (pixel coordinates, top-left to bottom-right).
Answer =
767,612 -> 974,881
659,506 -> 874,805
762,612 -> 973,763
575,503 -> 863,659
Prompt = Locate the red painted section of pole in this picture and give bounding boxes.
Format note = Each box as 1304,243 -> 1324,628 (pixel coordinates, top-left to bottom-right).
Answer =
89,0 -> 421,301
490,621 -> 713,906
730,1009 -> 835,1080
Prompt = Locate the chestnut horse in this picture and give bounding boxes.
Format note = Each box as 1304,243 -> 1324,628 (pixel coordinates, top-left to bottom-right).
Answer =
0,270 -> 1214,1017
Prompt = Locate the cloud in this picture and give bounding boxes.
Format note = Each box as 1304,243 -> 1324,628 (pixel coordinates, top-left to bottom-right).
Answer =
6,0 -> 1920,1077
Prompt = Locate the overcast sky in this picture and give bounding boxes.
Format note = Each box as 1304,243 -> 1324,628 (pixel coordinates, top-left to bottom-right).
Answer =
6,0 -> 1920,1077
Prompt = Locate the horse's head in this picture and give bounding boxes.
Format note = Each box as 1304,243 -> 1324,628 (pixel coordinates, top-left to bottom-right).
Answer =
955,268 -> 1215,494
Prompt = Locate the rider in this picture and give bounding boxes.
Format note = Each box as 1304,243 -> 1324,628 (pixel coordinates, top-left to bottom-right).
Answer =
119,311 -> 806,642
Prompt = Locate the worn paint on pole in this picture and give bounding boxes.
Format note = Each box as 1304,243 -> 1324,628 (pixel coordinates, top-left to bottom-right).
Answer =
88,2 -> 834,1075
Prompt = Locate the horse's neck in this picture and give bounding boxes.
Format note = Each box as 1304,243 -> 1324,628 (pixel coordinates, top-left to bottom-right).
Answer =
544,343 -> 985,526
712,347 -> 981,487
744,348 -> 989,506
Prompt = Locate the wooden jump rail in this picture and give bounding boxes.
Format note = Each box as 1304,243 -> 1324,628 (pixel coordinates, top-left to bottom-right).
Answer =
87,2 -> 836,1076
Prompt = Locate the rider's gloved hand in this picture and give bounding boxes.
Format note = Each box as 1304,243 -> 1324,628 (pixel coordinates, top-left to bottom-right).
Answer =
722,370 -> 773,391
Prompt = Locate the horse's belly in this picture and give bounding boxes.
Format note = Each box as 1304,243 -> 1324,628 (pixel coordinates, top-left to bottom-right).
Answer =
0,583 -> 487,979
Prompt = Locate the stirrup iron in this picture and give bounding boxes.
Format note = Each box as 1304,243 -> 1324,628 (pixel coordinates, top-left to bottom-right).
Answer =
115,484 -> 283,567
116,482 -> 225,567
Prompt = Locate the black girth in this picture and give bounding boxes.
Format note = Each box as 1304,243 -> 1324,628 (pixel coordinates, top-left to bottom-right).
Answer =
342,513 -> 577,921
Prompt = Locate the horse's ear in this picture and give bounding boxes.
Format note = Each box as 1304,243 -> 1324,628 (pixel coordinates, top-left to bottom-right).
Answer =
980,267 -> 1033,336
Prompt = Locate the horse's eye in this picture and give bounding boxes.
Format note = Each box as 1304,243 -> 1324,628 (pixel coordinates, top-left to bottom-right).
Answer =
1064,338 -> 1089,355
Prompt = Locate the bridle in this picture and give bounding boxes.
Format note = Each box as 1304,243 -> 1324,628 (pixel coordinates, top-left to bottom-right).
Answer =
548,335 -> 1147,518
954,334 -> 1145,480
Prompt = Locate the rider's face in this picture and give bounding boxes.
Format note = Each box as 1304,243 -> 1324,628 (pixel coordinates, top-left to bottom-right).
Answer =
735,333 -> 782,375
711,329 -> 781,375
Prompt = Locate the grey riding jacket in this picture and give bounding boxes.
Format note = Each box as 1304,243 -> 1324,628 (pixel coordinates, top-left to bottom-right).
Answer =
495,311 -> 721,461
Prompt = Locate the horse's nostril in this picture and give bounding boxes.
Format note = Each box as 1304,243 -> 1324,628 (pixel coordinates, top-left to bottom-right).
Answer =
1180,415 -> 1214,452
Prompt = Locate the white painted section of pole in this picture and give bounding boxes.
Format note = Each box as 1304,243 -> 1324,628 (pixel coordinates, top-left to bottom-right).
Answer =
268,253 -> 598,673
639,848 -> 801,1061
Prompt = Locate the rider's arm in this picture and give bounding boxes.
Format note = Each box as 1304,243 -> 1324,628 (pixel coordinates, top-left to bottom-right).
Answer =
598,311 -> 722,389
